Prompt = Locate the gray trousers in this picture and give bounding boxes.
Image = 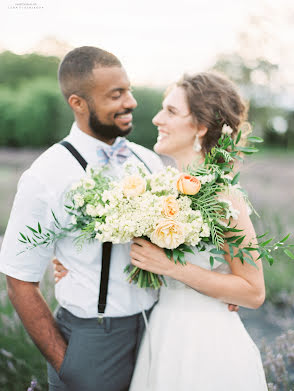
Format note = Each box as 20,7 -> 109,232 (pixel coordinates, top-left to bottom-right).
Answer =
47,306 -> 152,391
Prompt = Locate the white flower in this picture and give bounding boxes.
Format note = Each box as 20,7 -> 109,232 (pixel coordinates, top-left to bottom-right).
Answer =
71,182 -> 82,191
150,219 -> 185,249
222,124 -> 233,135
94,221 -> 101,232
73,193 -> 84,208
95,204 -> 105,216
197,174 -> 215,185
86,204 -> 99,217
122,175 -> 146,198
71,215 -> 77,225
83,178 -> 95,190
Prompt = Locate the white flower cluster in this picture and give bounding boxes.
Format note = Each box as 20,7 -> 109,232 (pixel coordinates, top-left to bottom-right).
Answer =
68,164 -> 211,249
197,173 -> 215,185
149,166 -> 179,196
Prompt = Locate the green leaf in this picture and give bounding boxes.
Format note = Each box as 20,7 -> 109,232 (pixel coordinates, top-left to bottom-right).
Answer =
20,232 -> 27,241
260,239 -> 273,247
244,256 -> 258,269
244,247 -> 259,251
284,249 -> 294,260
214,256 -> 228,264
26,225 -> 38,234
209,256 -> 214,268
229,244 -> 234,260
236,146 -> 259,154
210,248 -> 226,255
280,233 -> 290,243
247,136 -> 264,143
265,254 -> 275,266
38,222 -> 42,234
231,172 -> 240,186
236,131 -> 242,144
235,236 -> 246,246
256,232 -> 269,239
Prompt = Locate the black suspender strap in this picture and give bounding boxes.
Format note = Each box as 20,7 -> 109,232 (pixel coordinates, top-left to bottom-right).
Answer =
59,140 -> 88,171
59,140 -> 153,322
59,140 -> 112,323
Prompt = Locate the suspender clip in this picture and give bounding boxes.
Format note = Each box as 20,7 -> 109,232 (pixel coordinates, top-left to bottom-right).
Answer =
98,313 -> 104,324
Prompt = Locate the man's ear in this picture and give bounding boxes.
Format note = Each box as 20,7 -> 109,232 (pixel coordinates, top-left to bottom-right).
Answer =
68,94 -> 88,115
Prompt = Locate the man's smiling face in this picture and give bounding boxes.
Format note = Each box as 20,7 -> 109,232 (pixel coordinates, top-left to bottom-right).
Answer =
85,66 -> 138,141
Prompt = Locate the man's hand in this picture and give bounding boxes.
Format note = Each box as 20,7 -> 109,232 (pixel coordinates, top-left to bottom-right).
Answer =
6,276 -> 67,372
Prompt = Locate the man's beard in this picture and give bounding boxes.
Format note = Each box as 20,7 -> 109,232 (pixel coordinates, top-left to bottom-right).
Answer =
88,106 -> 133,140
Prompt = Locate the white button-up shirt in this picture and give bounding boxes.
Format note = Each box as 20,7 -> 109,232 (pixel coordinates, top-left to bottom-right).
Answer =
0,123 -> 165,318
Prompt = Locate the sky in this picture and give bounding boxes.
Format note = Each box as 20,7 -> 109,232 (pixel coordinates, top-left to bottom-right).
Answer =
0,0 -> 294,88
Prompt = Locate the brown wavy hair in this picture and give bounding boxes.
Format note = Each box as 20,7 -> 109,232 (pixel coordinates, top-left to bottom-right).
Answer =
177,72 -> 249,154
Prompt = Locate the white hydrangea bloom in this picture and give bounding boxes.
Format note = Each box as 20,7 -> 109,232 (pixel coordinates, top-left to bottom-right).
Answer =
73,193 -> 84,208
83,178 -> 95,190
197,174 -> 215,185
86,204 -> 99,217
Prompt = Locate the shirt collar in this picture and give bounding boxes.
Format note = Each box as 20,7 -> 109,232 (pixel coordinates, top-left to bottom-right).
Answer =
66,122 -> 126,165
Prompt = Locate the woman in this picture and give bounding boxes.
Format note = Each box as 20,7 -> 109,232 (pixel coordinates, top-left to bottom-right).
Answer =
55,72 -> 268,390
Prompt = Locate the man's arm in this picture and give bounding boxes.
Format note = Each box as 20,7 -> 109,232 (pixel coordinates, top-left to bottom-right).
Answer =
7,276 -> 67,372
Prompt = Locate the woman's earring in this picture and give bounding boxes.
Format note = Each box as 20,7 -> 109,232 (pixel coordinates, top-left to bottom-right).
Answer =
193,134 -> 202,152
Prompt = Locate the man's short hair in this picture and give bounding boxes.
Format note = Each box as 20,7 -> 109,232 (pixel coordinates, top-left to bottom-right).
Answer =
58,46 -> 122,101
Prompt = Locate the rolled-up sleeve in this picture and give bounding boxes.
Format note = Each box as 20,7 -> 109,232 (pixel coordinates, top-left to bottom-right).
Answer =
0,170 -> 56,282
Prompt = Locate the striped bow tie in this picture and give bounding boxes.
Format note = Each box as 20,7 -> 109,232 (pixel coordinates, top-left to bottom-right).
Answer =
96,138 -> 132,165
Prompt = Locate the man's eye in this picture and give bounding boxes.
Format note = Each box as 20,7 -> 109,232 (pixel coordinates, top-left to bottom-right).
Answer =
112,94 -> 121,100
167,108 -> 175,115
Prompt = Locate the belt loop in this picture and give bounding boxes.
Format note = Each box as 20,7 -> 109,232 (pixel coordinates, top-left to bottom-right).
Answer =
104,317 -> 112,333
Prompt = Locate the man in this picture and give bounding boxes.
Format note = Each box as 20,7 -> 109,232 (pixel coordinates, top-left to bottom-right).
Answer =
0,46 -> 163,391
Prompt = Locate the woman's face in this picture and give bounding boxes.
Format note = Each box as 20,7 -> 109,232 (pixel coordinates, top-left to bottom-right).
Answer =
153,86 -> 198,157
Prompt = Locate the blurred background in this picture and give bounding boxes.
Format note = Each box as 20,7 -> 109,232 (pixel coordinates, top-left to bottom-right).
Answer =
0,0 -> 294,389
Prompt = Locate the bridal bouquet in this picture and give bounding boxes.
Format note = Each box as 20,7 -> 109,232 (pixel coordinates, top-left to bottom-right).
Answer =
19,129 -> 294,289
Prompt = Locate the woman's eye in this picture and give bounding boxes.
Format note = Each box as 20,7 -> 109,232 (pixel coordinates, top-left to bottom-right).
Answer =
167,108 -> 175,115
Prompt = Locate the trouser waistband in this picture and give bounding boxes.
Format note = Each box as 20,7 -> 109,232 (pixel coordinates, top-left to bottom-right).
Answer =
56,306 -> 153,330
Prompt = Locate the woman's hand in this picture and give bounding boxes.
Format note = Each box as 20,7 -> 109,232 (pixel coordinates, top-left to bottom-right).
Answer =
131,239 -> 239,312
130,238 -> 178,276
52,258 -> 68,283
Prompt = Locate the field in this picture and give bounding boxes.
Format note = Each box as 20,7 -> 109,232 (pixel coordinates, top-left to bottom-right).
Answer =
0,147 -> 294,390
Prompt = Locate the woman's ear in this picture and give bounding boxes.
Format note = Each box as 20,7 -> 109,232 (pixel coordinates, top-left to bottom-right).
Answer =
68,94 -> 88,115
197,124 -> 208,138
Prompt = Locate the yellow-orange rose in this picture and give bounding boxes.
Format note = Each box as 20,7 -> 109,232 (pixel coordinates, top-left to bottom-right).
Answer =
150,219 -> 185,249
122,175 -> 146,198
162,196 -> 179,218
177,174 -> 201,195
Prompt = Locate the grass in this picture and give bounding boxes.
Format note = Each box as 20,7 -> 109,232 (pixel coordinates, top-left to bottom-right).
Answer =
0,267 -> 56,390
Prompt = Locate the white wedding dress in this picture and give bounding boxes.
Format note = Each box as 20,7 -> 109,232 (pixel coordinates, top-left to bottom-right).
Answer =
130,248 -> 268,391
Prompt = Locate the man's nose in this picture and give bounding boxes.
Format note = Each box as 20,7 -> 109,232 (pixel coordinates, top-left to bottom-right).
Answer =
124,91 -> 137,109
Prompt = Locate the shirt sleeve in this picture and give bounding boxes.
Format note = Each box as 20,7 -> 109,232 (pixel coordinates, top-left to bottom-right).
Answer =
0,170 -> 56,282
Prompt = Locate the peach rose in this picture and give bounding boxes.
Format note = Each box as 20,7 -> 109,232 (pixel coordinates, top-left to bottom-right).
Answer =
177,174 -> 201,195
122,175 -> 146,198
162,196 -> 179,218
150,219 -> 185,249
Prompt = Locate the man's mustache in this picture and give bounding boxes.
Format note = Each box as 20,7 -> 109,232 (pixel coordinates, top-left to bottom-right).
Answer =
114,108 -> 133,118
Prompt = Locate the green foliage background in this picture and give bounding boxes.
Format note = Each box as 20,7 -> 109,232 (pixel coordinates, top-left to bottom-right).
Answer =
0,50 -> 293,150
